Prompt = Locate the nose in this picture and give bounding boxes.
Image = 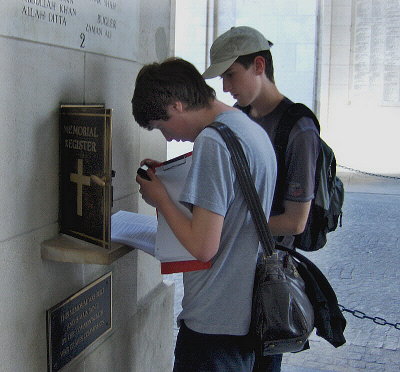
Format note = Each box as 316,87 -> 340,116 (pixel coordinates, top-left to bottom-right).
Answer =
159,128 -> 172,142
163,134 -> 173,142
162,133 -> 173,142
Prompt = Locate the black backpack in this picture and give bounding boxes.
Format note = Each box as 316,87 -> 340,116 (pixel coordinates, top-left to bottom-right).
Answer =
273,103 -> 344,251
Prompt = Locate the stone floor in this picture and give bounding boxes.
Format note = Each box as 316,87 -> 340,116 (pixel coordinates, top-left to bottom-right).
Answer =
164,171 -> 400,371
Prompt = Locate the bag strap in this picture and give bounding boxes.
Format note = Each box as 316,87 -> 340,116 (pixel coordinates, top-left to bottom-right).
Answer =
207,122 -> 274,257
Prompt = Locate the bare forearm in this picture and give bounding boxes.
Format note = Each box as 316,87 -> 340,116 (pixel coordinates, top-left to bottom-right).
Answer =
136,167 -> 222,262
269,214 -> 304,236
157,197 -> 197,256
268,200 -> 311,236
158,200 -> 222,262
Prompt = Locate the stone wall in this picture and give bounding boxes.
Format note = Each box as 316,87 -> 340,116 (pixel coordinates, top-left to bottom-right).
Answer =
0,1 -> 175,371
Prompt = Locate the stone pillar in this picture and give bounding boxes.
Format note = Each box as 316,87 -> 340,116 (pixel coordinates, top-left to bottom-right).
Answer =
0,1 -> 175,371
213,0 -> 237,38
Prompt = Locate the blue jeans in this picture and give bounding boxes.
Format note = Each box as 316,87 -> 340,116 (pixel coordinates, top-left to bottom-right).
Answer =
252,354 -> 282,372
173,322 -> 255,372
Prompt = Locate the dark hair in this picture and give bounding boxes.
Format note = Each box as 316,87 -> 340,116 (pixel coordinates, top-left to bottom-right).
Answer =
235,50 -> 275,83
131,58 -> 216,128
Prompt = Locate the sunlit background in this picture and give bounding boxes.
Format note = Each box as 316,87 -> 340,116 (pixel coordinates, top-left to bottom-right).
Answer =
168,0 -> 399,174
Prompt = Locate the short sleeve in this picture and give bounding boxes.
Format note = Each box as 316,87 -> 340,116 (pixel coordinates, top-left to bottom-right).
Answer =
284,117 -> 320,202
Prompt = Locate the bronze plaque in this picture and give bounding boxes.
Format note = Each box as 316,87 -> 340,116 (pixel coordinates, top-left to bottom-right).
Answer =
59,105 -> 112,248
46,272 -> 112,372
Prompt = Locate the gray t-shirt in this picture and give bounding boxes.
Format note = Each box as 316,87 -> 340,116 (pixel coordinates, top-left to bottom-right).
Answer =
244,97 -> 320,247
177,110 -> 277,336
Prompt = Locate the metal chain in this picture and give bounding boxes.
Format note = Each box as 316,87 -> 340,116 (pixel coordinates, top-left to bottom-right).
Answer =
335,167 -> 399,328
337,164 -> 400,180
338,304 -> 400,330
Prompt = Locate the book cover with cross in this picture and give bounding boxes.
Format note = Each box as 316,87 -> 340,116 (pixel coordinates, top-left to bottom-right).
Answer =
59,105 -> 112,248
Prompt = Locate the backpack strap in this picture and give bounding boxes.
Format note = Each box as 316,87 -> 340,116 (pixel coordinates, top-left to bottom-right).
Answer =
272,103 -> 321,213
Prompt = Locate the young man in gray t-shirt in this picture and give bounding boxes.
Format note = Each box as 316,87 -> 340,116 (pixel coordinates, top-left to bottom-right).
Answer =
133,58 -> 276,372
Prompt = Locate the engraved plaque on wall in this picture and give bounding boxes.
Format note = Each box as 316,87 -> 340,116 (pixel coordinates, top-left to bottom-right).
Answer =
47,272 -> 112,372
351,0 -> 400,106
59,105 -> 112,248
0,1 -> 140,61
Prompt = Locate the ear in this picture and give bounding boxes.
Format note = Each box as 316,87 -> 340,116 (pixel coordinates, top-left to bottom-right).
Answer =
169,101 -> 185,114
253,56 -> 266,76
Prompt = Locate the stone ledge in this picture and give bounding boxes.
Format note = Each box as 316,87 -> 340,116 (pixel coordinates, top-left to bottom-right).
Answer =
41,234 -> 134,265
337,171 -> 400,195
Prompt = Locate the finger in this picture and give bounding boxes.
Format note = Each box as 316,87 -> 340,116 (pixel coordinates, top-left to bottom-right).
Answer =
140,159 -> 162,168
146,168 -> 156,180
136,175 -> 144,185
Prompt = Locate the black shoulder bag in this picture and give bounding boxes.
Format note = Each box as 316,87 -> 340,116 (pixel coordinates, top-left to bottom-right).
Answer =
208,122 -> 314,356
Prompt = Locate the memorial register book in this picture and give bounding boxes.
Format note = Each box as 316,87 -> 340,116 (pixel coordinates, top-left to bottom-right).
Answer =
59,105 -> 112,248
111,152 -> 212,274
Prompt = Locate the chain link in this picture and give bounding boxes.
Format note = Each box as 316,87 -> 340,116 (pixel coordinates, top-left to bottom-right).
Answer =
338,304 -> 400,330
337,164 -> 400,180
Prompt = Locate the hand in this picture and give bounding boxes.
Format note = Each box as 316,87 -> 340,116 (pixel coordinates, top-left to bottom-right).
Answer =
136,168 -> 169,208
140,158 -> 162,169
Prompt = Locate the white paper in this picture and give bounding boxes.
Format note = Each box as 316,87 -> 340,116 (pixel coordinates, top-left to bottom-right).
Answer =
111,211 -> 156,256
111,153 -> 199,264
155,154 -> 198,262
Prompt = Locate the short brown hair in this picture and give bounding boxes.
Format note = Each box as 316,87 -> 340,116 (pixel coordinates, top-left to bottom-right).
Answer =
235,50 -> 275,83
132,58 -> 216,128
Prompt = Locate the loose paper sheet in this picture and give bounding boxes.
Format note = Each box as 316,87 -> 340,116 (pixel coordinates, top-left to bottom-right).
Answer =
111,153 -> 203,266
111,211 -> 156,256
155,155 -> 198,262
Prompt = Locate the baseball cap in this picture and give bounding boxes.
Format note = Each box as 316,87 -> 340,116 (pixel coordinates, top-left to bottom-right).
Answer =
203,26 -> 273,79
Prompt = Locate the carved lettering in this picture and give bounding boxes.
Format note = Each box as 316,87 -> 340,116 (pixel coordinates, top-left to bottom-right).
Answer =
103,0 -> 116,10
65,139 -> 96,152
49,275 -> 111,369
66,318 -> 106,353
60,291 -> 102,322
60,345 -> 70,357
64,125 -> 99,137
59,4 -> 77,16
22,6 -> 46,21
23,0 -> 56,11
97,14 -> 116,29
64,310 -> 104,343
48,12 -> 67,26
86,23 -> 103,36
63,124 -> 98,152
65,304 -> 99,331
11,0 -> 139,60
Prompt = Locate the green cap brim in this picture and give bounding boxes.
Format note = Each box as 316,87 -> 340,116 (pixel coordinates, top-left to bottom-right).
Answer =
202,56 -> 238,79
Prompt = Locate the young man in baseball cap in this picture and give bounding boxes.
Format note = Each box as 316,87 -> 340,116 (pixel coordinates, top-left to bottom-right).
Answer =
204,26 -> 321,372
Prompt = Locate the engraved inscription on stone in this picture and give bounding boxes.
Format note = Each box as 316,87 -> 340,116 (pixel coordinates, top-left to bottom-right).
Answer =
352,0 -> 400,105
47,272 -> 112,372
59,105 -> 112,248
0,1 -> 139,61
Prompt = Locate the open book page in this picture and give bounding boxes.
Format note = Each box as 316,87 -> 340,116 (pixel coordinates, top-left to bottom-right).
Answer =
111,210 -> 156,256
